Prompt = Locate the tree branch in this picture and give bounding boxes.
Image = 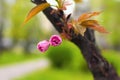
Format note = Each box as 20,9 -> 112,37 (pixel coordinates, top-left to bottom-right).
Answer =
31,0 -> 120,80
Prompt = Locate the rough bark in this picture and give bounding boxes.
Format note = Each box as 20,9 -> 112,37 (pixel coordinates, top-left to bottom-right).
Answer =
31,0 -> 120,80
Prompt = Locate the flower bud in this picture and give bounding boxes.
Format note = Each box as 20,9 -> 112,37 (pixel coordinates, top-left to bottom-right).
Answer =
37,40 -> 50,52
49,35 -> 62,46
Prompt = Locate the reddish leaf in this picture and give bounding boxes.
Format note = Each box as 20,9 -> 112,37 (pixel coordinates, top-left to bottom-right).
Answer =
81,20 -> 108,33
78,12 -> 101,22
74,0 -> 82,3
23,3 -> 50,25
72,20 -> 87,36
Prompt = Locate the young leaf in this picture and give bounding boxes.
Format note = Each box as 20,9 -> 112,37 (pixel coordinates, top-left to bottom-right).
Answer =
69,11 -> 107,36
72,20 -> 86,36
81,20 -> 108,33
66,14 -> 71,21
23,3 -> 50,24
74,0 -> 82,3
78,12 -> 101,22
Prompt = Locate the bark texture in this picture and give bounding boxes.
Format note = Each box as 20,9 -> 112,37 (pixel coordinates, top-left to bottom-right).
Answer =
31,0 -> 120,80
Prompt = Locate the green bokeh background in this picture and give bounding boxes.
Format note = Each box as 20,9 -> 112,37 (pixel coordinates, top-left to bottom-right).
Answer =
0,0 -> 120,80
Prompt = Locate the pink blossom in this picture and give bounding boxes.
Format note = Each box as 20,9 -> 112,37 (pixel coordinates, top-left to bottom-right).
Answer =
37,40 -> 50,52
62,0 -> 72,10
49,35 -> 62,46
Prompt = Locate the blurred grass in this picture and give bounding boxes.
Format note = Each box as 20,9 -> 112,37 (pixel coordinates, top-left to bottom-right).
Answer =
15,41 -> 120,80
15,50 -> 120,80
0,51 -> 41,66
15,68 -> 93,80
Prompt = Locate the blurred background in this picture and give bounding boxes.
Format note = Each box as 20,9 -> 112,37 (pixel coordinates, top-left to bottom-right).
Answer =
0,0 -> 120,80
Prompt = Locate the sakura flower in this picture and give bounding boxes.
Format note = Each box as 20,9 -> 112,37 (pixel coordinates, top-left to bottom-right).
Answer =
37,40 -> 50,52
61,0 -> 72,10
49,35 -> 62,46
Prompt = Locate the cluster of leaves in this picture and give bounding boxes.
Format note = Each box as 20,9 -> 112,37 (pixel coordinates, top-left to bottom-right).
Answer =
70,12 -> 108,36
24,0 -> 108,39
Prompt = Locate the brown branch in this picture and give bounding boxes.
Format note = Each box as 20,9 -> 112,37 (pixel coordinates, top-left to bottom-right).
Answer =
31,0 -> 120,80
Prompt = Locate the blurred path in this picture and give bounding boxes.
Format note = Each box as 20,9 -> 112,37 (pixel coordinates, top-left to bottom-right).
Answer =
0,58 -> 49,80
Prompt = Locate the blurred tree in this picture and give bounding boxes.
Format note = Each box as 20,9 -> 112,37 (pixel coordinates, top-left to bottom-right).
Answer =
91,0 -> 120,50
10,0 -> 45,53
0,0 -> 7,52
102,0 -> 120,50
73,0 -> 90,19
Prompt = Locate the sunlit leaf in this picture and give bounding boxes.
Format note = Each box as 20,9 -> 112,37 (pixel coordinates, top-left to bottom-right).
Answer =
23,3 -> 50,25
74,0 -> 82,3
55,0 -> 72,10
76,25 -> 86,36
81,20 -> 108,33
78,12 -> 101,22
69,11 -> 107,36
72,20 -> 86,36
